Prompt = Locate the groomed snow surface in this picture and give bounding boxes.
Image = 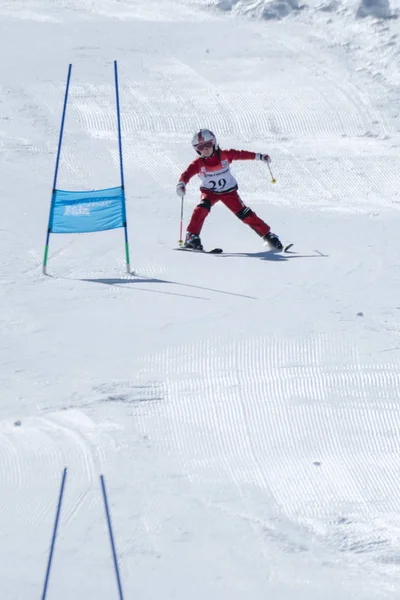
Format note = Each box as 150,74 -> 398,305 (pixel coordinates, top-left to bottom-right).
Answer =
1,0 -> 400,598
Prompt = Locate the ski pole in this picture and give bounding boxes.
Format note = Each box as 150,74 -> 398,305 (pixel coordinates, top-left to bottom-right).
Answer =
41,468 -> 68,600
267,162 -> 276,184
178,196 -> 184,245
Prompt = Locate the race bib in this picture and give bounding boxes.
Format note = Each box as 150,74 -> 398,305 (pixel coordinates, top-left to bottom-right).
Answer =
198,160 -> 237,193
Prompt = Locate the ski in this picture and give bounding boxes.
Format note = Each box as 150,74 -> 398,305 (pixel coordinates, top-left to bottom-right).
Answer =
175,247 -> 223,254
284,243 -> 294,252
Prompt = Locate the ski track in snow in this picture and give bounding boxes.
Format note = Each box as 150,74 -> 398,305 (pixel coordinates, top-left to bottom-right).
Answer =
0,411 -> 114,530
103,335 -> 400,587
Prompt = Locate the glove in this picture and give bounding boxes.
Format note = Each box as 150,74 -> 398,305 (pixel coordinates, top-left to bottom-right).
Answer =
256,153 -> 271,164
176,182 -> 186,198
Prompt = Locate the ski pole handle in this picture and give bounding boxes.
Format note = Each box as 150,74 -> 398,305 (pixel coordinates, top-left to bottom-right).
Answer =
178,197 -> 184,245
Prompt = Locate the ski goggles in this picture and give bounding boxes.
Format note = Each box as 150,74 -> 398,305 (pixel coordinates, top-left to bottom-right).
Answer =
195,140 -> 214,152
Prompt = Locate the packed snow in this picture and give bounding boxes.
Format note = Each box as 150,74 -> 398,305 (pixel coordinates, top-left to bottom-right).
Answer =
1,0 -> 400,598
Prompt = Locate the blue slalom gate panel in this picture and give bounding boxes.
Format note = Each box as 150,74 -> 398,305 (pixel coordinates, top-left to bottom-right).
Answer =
50,186 -> 125,234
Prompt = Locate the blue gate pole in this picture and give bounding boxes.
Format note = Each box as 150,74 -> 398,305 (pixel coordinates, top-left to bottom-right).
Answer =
114,60 -> 131,274
41,468 -> 68,600
100,475 -> 125,600
42,64 -> 72,274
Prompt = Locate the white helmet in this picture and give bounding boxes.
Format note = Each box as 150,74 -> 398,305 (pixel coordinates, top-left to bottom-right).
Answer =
191,129 -> 217,155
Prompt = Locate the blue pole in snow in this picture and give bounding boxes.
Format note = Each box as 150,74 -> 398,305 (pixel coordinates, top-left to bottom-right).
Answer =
114,60 -> 131,273
41,468 -> 68,600
43,64 -> 72,274
100,475 -> 125,600
114,60 -> 125,189
52,64 -> 72,192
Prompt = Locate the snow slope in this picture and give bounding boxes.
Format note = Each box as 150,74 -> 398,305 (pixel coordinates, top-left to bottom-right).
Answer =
1,0 -> 400,598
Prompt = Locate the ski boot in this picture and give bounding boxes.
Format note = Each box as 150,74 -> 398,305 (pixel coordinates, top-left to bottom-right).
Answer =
263,231 -> 283,251
184,232 -> 203,250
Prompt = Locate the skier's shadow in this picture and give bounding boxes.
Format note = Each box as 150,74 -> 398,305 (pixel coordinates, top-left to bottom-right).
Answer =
226,251 -> 288,262
221,250 -> 328,261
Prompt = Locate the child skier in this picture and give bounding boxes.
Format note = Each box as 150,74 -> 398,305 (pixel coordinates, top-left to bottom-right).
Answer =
176,129 -> 283,251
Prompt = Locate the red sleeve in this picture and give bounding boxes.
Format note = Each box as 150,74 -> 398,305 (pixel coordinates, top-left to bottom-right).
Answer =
178,158 -> 202,185
225,149 -> 257,162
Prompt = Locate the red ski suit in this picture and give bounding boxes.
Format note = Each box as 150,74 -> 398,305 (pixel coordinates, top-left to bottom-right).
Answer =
178,148 -> 271,238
